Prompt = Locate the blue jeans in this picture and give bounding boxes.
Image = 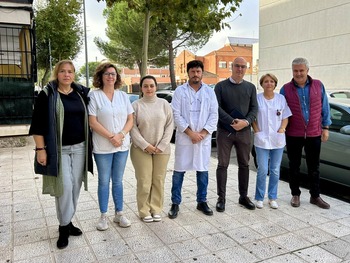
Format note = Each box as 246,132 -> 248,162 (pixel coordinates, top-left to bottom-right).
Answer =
171,171 -> 208,204
254,146 -> 284,201
94,150 -> 129,213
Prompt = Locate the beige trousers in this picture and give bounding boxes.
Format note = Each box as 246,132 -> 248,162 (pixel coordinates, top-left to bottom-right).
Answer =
130,146 -> 170,218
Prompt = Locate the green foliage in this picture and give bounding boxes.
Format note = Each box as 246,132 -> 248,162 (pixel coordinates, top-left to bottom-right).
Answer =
78,62 -> 100,79
35,0 -> 83,84
94,2 -> 168,70
96,0 -> 242,80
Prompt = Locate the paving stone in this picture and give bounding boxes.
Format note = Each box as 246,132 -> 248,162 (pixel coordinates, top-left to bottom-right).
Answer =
319,238 -> 350,260
84,227 -> 121,245
183,220 -> 220,237
249,221 -> 288,238
294,246 -> 343,263
294,226 -> 336,244
270,232 -> 312,251
198,232 -> 238,252
168,239 -> 208,260
91,240 -> 132,261
124,233 -> 164,253
316,221 -> 350,237
2,141 -> 350,262
225,226 -> 264,244
13,240 -> 51,261
54,246 -> 96,263
261,253 -> 308,263
135,246 -> 179,263
15,255 -> 54,263
182,253 -> 224,263
156,224 -> 194,244
215,245 -> 258,262
14,228 -> 48,246
243,238 -> 288,260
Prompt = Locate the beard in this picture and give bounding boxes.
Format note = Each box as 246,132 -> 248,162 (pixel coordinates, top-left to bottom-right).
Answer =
190,77 -> 201,85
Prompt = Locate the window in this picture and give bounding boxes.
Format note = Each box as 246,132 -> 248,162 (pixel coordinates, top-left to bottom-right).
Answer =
330,105 -> 350,131
229,62 -> 233,70
0,26 -> 21,65
218,61 -> 227,69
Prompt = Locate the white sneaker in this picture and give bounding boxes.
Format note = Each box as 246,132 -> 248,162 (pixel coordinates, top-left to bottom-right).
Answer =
96,213 -> 108,231
142,215 -> 153,223
269,200 -> 279,209
152,214 -> 161,222
256,200 -> 264,209
114,212 -> 131,228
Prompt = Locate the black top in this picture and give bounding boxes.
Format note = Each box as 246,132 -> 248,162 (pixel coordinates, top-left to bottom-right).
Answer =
60,92 -> 85,145
30,90 -> 85,146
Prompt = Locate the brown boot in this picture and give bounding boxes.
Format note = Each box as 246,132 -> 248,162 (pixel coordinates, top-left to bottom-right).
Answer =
310,196 -> 330,209
290,195 -> 300,207
57,224 -> 70,249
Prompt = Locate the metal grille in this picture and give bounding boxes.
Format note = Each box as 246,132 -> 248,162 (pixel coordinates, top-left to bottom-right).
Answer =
0,24 -> 34,79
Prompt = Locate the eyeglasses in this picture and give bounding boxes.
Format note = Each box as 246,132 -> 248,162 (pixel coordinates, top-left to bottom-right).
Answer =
103,72 -> 117,77
234,64 -> 247,69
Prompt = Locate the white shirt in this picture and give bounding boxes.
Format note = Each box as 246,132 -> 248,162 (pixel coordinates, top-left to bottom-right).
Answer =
88,89 -> 134,153
254,92 -> 292,149
172,83 -> 218,171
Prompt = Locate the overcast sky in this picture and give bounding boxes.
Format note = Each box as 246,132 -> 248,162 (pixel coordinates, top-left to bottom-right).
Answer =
74,0 -> 259,69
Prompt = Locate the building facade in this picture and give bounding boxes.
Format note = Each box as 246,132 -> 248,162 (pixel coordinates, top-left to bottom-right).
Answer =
259,0 -> 350,90
175,37 -> 259,86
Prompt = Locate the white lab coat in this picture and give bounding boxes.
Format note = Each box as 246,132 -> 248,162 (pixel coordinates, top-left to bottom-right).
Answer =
172,83 -> 218,171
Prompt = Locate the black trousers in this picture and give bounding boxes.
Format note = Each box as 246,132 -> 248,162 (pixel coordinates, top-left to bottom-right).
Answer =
216,127 -> 251,199
286,135 -> 322,198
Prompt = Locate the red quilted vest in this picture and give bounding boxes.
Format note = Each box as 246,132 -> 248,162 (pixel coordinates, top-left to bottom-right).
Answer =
283,76 -> 322,137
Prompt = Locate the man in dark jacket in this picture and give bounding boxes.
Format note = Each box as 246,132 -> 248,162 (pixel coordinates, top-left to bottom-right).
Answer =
215,57 -> 258,212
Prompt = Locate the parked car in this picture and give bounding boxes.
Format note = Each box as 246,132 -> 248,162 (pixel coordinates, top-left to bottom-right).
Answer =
127,93 -> 139,103
155,90 -> 174,103
280,98 -> 350,187
329,90 -> 350,99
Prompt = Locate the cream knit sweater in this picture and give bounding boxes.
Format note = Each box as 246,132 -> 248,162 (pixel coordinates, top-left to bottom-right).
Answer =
130,95 -> 174,154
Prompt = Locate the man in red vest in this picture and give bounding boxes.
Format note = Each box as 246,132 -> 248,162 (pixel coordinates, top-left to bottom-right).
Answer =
280,57 -> 331,209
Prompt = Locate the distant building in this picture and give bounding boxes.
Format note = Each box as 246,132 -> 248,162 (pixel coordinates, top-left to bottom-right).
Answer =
176,37 -> 259,85
119,67 -> 171,93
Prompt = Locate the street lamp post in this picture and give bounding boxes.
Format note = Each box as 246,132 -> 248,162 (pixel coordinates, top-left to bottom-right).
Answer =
83,0 -> 89,87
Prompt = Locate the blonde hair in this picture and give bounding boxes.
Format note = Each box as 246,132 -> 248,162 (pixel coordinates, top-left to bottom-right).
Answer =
50,60 -> 75,81
259,73 -> 278,88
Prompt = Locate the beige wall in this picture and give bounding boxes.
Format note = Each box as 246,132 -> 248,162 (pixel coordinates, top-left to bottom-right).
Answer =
259,0 -> 350,90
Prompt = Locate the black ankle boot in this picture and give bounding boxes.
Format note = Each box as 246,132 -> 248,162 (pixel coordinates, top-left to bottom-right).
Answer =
57,224 -> 70,249
69,222 -> 82,236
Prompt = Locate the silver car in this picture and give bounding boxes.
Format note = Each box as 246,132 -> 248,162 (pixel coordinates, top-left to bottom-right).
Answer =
281,98 -> 350,187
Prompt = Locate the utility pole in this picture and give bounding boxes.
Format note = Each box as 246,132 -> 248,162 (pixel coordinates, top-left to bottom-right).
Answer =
83,0 -> 89,87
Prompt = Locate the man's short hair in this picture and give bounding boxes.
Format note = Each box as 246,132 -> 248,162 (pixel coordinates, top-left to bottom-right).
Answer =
187,60 -> 204,73
292,57 -> 309,69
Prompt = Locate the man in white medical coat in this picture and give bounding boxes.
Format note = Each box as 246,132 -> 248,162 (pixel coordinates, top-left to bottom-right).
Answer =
168,60 -> 219,219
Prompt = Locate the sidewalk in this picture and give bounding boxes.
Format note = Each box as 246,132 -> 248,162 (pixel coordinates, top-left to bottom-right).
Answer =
1,138 -> 350,263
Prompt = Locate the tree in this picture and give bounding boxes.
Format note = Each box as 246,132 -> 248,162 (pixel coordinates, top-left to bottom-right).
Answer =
78,61 -> 100,80
35,0 -> 83,85
94,2 -> 168,73
97,0 -> 242,79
